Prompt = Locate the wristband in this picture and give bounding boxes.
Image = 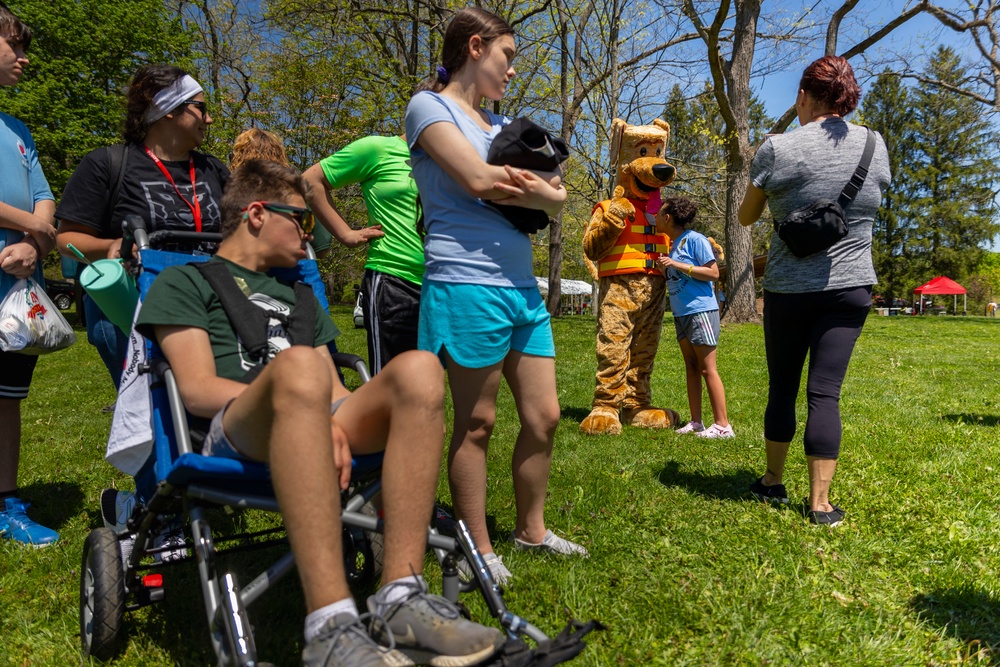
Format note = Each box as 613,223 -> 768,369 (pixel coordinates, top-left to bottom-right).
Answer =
687,264 -> 694,277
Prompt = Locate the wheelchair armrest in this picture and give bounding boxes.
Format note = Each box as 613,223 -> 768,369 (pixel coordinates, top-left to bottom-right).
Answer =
331,352 -> 371,384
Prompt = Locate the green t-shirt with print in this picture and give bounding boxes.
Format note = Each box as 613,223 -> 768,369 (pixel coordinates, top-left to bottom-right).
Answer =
320,135 -> 424,285
136,256 -> 341,382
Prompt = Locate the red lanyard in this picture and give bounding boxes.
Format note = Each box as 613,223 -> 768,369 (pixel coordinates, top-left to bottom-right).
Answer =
143,146 -> 203,232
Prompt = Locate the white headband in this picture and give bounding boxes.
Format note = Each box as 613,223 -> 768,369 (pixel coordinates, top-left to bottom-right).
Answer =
144,75 -> 203,125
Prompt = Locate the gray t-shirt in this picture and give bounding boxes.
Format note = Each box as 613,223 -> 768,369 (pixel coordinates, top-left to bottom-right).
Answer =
750,118 -> 891,293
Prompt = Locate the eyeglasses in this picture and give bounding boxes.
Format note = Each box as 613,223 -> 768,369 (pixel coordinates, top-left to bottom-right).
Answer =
242,201 -> 315,234
182,100 -> 208,115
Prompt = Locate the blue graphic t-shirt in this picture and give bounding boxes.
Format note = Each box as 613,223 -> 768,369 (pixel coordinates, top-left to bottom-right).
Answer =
666,230 -> 718,316
0,112 -> 54,297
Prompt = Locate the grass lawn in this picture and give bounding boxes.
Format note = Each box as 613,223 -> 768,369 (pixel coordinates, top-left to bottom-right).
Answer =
3,309 -> 1000,666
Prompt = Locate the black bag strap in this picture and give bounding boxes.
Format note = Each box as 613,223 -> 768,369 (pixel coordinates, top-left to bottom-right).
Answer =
105,143 -> 130,227
195,261 -> 270,364
837,128 -> 876,210
192,262 -> 317,382
287,282 -> 317,347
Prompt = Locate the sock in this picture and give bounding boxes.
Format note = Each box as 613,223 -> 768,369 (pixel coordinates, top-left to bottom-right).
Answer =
304,598 -> 358,643
372,574 -> 423,616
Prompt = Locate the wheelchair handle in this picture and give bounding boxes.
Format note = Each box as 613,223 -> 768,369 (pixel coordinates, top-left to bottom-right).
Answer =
330,353 -> 371,384
146,230 -> 224,249
121,214 -> 149,259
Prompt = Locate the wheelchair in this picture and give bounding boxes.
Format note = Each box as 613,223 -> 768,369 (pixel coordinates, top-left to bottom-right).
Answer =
78,220 -> 553,665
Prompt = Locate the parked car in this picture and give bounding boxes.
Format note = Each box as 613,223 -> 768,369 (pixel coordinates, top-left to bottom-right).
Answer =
45,279 -> 75,311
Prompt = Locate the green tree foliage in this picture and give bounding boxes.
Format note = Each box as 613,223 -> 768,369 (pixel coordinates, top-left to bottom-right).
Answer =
860,70 -> 920,306
663,83 -> 771,254
0,0 -> 192,194
909,47 -> 1000,284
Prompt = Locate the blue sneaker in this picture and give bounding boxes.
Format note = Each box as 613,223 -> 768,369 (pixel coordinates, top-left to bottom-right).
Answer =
1,497 -> 59,547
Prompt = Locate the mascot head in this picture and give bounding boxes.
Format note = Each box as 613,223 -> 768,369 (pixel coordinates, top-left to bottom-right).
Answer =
609,118 -> 675,201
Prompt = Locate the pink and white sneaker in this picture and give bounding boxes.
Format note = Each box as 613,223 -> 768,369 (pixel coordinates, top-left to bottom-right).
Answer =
697,423 -> 735,439
675,421 -> 705,434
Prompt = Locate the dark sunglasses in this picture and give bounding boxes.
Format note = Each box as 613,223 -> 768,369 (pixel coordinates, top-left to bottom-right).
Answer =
182,99 -> 208,115
243,201 -> 315,234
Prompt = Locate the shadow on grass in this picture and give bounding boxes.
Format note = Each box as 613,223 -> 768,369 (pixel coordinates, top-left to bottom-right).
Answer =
560,406 -> 592,422
16,480 -> 83,531
941,413 -> 1000,427
656,460 -> 758,501
911,586 -> 1000,660
129,542 -> 306,666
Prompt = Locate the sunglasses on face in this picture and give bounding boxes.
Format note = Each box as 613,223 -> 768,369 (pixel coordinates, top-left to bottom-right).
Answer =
242,201 -> 315,234
182,99 -> 208,115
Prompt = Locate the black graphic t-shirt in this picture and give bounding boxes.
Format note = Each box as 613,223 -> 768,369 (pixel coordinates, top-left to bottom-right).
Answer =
56,142 -> 229,239
136,257 -> 340,382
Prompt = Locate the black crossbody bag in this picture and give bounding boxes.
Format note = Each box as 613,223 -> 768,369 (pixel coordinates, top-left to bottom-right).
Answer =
773,127 -> 875,258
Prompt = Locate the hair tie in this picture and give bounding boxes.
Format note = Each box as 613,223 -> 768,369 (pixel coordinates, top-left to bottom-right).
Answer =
436,65 -> 450,83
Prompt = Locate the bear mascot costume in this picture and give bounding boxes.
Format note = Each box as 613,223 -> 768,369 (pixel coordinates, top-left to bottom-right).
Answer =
580,118 -> 680,435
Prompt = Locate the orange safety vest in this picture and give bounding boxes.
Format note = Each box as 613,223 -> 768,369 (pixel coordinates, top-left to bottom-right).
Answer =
593,197 -> 670,277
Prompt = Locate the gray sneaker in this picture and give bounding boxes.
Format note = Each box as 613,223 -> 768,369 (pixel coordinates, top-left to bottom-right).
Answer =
367,580 -> 504,667
302,613 -> 408,667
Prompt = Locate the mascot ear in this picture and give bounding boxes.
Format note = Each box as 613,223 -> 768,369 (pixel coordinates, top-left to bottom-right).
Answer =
609,119 -> 626,167
654,118 -> 671,145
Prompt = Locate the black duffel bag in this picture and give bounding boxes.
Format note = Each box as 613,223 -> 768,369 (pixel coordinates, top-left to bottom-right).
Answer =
773,127 -> 875,258
486,117 -> 569,235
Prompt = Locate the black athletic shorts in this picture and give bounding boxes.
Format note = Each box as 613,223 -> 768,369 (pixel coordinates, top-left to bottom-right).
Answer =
0,350 -> 38,399
360,269 -> 421,374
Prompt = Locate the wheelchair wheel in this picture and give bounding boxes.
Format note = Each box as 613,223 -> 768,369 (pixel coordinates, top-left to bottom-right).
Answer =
80,527 -> 126,661
342,501 -> 383,589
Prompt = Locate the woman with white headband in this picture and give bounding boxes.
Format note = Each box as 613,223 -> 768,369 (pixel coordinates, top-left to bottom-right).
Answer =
56,65 -> 228,388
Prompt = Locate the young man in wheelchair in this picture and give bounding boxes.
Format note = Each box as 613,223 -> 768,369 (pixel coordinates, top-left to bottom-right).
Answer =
135,159 -> 504,667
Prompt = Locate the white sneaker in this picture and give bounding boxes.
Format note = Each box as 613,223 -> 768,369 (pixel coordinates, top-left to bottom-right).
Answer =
457,551 -> 512,586
675,420 -> 705,434
698,423 -> 735,439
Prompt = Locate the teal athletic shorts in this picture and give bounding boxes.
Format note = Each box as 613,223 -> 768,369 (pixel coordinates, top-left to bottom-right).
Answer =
418,280 -> 555,368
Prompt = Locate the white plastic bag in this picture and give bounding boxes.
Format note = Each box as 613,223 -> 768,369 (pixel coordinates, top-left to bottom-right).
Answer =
0,278 -> 76,354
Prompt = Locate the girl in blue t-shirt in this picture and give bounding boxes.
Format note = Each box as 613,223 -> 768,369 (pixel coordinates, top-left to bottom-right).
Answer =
404,7 -> 585,584
655,197 -> 734,439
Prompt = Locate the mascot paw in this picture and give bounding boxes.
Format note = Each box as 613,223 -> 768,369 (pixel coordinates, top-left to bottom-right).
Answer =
622,407 -> 681,429
580,407 -> 623,435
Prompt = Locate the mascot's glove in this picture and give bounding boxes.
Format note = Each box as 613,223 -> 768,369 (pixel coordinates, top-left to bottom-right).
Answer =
605,186 -> 636,230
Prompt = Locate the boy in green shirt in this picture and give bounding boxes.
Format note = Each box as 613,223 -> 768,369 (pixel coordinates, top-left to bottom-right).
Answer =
137,159 -> 502,667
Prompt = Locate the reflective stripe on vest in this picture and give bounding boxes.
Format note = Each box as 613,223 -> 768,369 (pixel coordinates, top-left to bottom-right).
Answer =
593,197 -> 670,277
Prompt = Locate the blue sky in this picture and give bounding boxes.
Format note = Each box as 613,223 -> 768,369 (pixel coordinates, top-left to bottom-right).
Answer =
748,1 -> 999,251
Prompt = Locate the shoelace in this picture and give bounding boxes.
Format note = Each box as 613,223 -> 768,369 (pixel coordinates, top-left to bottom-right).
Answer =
320,612 -> 394,663
392,585 -> 460,621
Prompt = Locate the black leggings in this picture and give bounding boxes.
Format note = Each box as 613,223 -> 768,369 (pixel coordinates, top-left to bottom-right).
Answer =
763,286 -> 871,459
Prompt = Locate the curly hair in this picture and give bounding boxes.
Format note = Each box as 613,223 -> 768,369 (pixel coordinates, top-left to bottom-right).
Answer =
415,7 -> 514,94
659,197 -> 698,228
123,64 -> 188,144
230,128 -> 289,170
799,55 -> 861,117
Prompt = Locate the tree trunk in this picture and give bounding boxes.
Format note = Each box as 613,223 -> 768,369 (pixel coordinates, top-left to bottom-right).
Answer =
721,0 -> 762,323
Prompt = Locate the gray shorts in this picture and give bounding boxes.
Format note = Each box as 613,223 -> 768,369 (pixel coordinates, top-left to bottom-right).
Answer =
202,396 -> 349,460
674,310 -> 720,347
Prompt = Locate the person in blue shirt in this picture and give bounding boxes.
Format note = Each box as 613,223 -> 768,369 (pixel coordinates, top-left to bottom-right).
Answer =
655,197 -> 733,439
0,2 -> 60,546
405,7 -> 586,585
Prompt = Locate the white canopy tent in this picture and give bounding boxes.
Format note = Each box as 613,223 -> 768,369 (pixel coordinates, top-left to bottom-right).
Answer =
535,277 -> 595,314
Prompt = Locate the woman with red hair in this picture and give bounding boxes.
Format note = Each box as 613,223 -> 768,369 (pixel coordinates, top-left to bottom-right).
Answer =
737,55 -> 891,526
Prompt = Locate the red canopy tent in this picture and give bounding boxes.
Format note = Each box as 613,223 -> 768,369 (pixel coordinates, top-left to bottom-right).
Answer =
913,276 -> 967,315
